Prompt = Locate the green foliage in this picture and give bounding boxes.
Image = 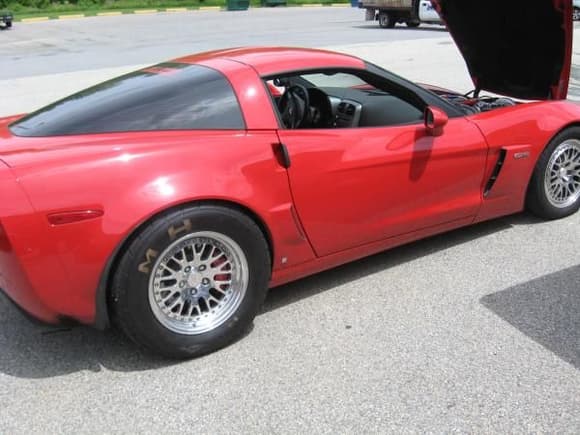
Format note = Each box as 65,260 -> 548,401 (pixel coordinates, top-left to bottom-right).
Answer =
8,0 -> 193,13
6,0 -> 346,15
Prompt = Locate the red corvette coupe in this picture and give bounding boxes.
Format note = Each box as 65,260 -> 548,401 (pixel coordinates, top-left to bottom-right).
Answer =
0,1 -> 578,358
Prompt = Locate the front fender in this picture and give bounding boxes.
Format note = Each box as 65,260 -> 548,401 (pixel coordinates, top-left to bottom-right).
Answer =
471,101 -> 580,221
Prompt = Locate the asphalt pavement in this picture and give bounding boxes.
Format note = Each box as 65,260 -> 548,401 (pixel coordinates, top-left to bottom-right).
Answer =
0,8 -> 444,79
0,8 -> 579,433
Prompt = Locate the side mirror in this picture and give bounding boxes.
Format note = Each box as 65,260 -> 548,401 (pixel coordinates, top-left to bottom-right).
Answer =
424,106 -> 448,137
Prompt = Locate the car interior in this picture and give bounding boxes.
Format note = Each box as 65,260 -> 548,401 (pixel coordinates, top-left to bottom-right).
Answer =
264,70 -> 425,130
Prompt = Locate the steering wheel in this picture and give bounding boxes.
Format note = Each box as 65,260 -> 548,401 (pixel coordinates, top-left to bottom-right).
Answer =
278,84 -> 310,129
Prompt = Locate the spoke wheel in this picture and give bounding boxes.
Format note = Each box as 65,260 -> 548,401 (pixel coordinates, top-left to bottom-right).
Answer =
527,128 -> 580,220
543,140 -> 580,209
111,205 -> 271,359
149,231 -> 249,335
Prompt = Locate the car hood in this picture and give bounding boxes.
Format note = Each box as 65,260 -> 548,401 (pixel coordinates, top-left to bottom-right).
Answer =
432,0 -> 572,100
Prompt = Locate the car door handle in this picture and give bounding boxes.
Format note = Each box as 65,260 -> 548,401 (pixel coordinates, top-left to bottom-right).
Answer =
272,143 -> 291,169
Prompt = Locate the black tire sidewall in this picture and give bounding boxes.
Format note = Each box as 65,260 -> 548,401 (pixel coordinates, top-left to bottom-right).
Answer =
379,13 -> 395,28
112,205 -> 271,358
527,127 -> 580,220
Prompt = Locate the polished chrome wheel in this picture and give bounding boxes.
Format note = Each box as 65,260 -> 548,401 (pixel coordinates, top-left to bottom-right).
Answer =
148,231 -> 249,335
544,139 -> 580,208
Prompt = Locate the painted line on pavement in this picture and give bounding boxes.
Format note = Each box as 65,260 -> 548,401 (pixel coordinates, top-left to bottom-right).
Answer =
21,16 -> 50,22
58,14 -> 85,19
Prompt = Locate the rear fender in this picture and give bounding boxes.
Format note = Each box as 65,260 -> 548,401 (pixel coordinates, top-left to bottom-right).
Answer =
11,130 -> 316,325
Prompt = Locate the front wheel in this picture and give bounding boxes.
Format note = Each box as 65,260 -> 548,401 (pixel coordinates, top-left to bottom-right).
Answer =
378,12 -> 396,28
527,128 -> 580,220
111,205 -> 271,358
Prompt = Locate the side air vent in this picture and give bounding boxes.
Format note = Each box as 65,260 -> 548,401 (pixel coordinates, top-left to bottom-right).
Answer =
484,149 -> 507,197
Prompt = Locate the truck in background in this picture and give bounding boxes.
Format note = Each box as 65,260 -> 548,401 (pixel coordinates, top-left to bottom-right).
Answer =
360,0 -> 443,28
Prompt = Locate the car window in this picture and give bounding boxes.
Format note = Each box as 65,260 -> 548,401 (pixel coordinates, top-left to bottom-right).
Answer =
10,63 -> 245,137
265,70 -> 423,130
299,73 -> 368,88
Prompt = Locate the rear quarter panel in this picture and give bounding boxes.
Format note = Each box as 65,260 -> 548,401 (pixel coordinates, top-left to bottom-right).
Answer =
6,131 -> 314,323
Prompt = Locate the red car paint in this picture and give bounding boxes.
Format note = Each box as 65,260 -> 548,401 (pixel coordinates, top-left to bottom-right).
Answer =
0,47 -> 579,327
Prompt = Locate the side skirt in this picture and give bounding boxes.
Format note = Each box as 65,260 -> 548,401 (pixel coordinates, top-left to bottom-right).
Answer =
269,216 -> 474,288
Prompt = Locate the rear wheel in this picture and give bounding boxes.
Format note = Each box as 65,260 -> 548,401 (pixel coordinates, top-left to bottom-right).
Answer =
111,205 -> 271,359
527,128 -> 580,220
378,12 -> 396,28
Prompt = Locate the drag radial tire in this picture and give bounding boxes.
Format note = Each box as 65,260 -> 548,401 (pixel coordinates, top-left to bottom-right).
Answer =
527,127 -> 580,220
111,205 -> 271,359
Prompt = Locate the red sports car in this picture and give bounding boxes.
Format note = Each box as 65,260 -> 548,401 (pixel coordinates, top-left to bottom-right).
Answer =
0,1 -> 578,358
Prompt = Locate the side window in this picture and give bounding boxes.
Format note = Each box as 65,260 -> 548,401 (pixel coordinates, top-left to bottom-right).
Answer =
265,70 -> 424,130
10,64 -> 245,137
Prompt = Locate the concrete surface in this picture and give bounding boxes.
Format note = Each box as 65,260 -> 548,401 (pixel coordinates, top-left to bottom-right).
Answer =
2,9 -> 580,116
0,8 -> 579,434
1,8 -> 459,116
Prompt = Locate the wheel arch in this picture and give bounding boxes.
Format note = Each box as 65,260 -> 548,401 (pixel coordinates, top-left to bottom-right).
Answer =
94,198 -> 274,330
524,121 -> 580,202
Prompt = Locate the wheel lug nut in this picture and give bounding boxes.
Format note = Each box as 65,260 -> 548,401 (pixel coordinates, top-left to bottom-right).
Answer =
190,288 -> 197,295
202,278 -> 210,285
179,281 -> 186,288
199,265 -> 207,272
184,266 -> 191,273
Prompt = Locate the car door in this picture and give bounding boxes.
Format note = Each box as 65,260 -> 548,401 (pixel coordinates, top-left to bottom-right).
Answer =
418,0 -> 442,22
274,73 -> 488,257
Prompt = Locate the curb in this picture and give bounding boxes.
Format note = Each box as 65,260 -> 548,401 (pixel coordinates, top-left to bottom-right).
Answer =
16,3 -> 352,22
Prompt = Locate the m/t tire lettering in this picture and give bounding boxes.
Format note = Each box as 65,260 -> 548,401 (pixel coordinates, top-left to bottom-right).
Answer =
168,219 -> 192,241
138,248 -> 159,274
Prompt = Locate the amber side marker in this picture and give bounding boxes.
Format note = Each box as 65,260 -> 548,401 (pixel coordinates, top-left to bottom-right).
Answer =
47,209 -> 104,225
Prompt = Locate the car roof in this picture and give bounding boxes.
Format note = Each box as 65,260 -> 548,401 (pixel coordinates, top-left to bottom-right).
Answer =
174,47 -> 366,76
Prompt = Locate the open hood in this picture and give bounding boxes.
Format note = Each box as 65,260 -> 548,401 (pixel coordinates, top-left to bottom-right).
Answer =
432,0 -> 572,100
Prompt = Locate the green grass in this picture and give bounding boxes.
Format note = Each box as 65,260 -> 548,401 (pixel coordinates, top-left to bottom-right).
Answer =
10,0 -> 220,17
8,0 -> 348,20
